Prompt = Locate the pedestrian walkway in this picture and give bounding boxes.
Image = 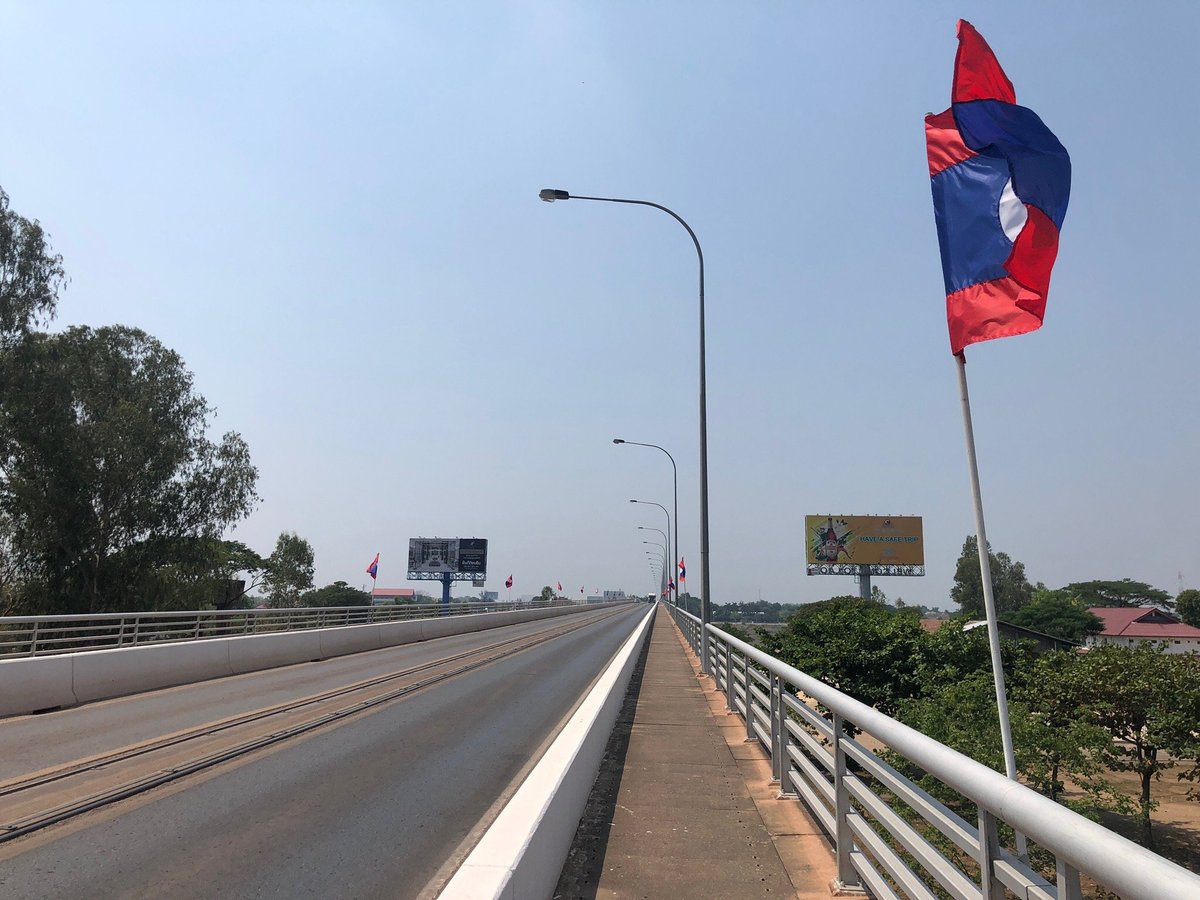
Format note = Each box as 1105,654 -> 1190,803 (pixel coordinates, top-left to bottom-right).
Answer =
556,610 -> 836,899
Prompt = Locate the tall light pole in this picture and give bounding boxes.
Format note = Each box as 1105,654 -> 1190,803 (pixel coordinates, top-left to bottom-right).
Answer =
614,438 -> 678,606
542,188 -> 712,674
630,499 -> 670,602
639,527 -> 670,598
642,539 -> 667,594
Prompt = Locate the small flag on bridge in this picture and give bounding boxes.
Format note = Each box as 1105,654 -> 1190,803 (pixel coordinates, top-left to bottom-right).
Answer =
557,581 -> 562,592
505,575 -> 513,588
678,558 -> 686,580
366,553 -> 379,581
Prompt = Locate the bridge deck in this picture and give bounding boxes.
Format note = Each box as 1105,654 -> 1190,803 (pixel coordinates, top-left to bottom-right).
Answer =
557,610 -> 836,899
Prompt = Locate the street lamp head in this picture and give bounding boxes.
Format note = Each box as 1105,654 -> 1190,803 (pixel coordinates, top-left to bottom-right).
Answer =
539,188 -> 570,202
612,438 -> 625,444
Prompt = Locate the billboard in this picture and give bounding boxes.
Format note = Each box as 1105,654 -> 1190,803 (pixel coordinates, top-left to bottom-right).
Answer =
457,538 -> 488,574
407,538 -> 488,576
805,516 -> 924,567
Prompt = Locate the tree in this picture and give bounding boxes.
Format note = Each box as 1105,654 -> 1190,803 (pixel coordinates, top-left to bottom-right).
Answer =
536,585 -> 555,604
300,581 -> 371,608
1175,589 -> 1200,628
0,188 -> 66,336
1063,644 -> 1200,849
950,535 -> 1033,618
0,326 -> 259,614
1002,588 -> 1103,642
263,532 -> 315,608
758,597 -> 927,718
1063,579 -> 1172,611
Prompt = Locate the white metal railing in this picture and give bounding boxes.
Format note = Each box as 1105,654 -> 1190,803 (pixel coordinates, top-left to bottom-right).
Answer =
0,601 -> 580,658
663,602 -> 1200,900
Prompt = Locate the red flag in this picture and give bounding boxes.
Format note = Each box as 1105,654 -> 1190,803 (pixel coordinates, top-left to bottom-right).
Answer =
366,553 -> 379,581
557,581 -> 562,592
505,574 -> 513,588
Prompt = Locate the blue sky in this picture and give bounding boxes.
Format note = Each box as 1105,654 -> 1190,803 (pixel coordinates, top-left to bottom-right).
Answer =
2,2 -> 1196,607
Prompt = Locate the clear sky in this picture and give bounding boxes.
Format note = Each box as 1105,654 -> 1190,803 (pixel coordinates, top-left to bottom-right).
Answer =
2,2 -> 1196,608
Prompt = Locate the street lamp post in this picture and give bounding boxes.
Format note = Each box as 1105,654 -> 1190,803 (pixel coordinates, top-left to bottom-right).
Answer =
630,499 -> 670,602
639,526 -> 670,599
642,539 -> 667,595
615,439 -> 678,607
542,188 -> 712,674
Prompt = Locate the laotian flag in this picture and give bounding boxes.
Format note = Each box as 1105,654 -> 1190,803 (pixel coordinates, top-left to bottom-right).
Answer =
668,579 -> 676,592
557,581 -> 562,592
678,558 -> 686,580
926,20 -> 1070,355
505,575 -> 513,588
366,553 -> 379,581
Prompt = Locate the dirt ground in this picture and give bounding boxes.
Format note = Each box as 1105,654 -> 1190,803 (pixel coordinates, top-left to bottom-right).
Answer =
1077,767 -> 1200,874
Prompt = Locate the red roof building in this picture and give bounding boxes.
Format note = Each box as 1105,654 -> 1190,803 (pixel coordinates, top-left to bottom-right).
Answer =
1086,607 -> 1200,654
371,587 -> 416,605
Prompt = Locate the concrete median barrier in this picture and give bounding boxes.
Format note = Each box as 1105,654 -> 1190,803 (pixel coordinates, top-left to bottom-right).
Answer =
1,603 -> 630,717
0,654 -> 78,716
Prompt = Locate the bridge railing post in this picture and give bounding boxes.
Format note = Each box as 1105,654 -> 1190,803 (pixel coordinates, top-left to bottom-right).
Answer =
978,807 -> 1003,900
831,712 -> 860,890
769,674 -> 782,784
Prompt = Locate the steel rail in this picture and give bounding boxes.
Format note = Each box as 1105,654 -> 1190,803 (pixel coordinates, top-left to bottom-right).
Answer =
662,603 -> 1200,900
0,608 -> 627,844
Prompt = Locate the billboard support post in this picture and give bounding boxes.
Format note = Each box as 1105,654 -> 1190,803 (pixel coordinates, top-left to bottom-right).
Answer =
858,565 -> 871,600
441,572 -> 453,615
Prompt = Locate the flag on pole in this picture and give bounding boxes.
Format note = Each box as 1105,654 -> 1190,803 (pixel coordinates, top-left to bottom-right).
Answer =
580,587 -> 584,595
678,557 -> 686,580
557,581 -> 562,592
366,553 -> 379,581
926,20 -> 1071,355
668,579 -> 676,592
505,575 -> 513,588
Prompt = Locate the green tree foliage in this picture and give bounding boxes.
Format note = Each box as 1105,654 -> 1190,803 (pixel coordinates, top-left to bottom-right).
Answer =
0,188 -> 66,336
1174,589 -> 1200,627
1062,644 -> 1200,848
0,326 -> 259,613
1001,588 -> 1103,642
537,585 -> 555,604
300,580 -> 371,608
950,535 -> 1033,618
263,532 -> 315,608
758,597 -> 927,718
1063,579 -> 1173,610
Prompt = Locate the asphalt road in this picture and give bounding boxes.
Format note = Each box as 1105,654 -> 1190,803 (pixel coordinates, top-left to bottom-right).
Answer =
0,604 -> 647,899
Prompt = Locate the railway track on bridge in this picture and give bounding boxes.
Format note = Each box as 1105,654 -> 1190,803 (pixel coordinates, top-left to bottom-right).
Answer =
0,607 -> 626,845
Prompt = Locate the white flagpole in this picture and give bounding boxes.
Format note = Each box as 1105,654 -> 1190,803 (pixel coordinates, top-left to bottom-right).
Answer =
956,350 -> 1026,855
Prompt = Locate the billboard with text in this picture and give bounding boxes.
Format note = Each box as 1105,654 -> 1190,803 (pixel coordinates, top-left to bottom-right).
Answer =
407,538 -> 488,576
804,516 -> 924,567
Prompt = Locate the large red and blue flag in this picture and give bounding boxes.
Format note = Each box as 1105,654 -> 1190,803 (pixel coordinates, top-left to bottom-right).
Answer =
926,20 -> 1070,354
366,553 -> 379,581
677,557 -> 686,580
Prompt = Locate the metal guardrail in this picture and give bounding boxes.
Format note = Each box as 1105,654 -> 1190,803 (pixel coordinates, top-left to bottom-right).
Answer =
663,602 -> 1200,900
0,601 -> 580,658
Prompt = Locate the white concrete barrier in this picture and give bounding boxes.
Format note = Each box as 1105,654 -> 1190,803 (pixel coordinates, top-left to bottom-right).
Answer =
318,624 -> 385,658
227,629 -> 324,675
72,640 -> 233,705
0,603 -> 630,718
439,605 -> 655,900
0,654 -> 77,717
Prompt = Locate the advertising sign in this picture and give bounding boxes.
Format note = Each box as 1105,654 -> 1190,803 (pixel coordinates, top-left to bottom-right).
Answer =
408,538 -> 457,574
457,538 -> 488,574
407,538 -> 489,576
805,515 -> 924,567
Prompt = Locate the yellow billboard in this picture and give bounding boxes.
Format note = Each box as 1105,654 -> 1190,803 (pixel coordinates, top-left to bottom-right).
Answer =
805,515 -> 924,567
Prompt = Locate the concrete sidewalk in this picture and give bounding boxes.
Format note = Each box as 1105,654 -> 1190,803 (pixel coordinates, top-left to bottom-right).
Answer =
556,610 -> 836,899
